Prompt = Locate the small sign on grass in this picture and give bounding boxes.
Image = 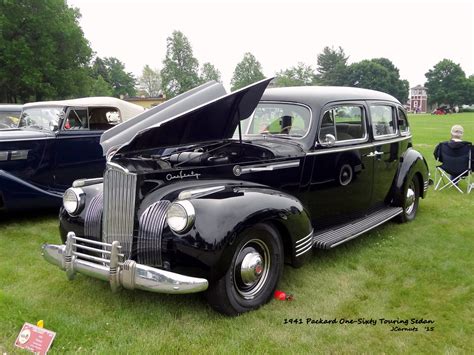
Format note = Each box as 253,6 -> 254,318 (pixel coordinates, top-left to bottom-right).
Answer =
14,322 -> 56,354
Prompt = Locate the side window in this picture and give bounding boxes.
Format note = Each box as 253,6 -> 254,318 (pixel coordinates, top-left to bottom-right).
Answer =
64,108 -> 88,130
89,107 -> 121,130
370,105 -> 396,138
319,105 -> 366,142
398,108 -> 410,135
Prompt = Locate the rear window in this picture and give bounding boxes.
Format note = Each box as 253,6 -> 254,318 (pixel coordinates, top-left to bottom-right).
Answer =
370,105 -> 396,138
319,105 -> 366,142
398,108 -> 410,134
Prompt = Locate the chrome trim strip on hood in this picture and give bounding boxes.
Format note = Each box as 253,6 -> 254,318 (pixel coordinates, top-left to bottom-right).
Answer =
237,160 -> 300,175
112,78 -> 273,156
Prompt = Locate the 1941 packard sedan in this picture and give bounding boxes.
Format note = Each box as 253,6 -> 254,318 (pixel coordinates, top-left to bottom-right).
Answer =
42,79 -> 430,315
0,97 -> 144,211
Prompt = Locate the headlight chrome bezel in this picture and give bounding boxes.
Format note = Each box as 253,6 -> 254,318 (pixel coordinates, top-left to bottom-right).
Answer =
63,187 -> 85,216
166,200 -> 195,234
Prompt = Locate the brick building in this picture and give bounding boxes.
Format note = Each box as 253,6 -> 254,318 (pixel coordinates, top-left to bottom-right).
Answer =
409,85 -> 428,113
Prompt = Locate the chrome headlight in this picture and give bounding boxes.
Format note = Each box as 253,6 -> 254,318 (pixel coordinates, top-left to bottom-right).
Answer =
166,200 -> 195,234
63,187 -> 85,215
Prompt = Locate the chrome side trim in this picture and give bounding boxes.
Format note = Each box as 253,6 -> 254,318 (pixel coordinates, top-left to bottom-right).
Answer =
423,180 -> 429,192
307,135 -> 411,156
42,232 -> 209,294
178,185 -> 225,200
239,160 -> 300,175
295,231 -> 314,257
73,178 -> 104,188
295,232 -> 313,246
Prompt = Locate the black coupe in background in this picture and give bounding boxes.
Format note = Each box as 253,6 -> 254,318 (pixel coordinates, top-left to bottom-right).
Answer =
0,97 -> 143,211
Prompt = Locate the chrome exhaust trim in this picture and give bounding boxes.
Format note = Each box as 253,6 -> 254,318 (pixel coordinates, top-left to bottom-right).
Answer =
42,232 -> 208,294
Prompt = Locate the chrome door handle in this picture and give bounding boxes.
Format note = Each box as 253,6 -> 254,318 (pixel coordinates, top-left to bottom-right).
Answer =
366,151 -> 384,158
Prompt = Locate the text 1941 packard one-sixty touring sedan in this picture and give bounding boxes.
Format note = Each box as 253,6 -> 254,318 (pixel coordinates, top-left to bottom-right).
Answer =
0,97 -> 144,211
42,79 -> 430,315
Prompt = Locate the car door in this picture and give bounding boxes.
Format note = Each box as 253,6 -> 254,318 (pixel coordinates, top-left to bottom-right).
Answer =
53,106 -> 106,188
305,102 -> 374,230
368,102 -> 403,206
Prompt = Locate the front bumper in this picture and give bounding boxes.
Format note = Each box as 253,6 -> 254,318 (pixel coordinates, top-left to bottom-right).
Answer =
42,232 -> 208,294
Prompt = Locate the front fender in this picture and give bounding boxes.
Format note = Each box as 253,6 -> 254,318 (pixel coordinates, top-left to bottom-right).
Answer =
0,169 -> 62,211
59,183 -> 103,243
159,185 -> 312,282
393,148 -> 430,204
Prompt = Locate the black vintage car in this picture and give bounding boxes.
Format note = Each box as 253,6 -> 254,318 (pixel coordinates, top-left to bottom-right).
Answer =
43,79 -> 430,315
0,97 -> 143,211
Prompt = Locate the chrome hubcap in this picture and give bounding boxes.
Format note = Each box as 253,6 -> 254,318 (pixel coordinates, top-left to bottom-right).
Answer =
405,184 -> 416,214
234,239 -> 270,299
241,252 -> 263,285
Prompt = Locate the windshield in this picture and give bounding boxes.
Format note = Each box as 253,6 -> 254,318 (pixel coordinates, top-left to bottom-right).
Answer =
239,102 -> 311,139
19,107 -> 63,131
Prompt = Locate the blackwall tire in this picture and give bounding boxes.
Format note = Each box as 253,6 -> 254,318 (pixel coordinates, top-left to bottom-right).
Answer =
397,176 -> 420,223
207,223 -> 283,316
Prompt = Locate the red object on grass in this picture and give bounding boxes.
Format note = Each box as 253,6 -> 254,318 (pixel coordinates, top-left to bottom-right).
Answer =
274,290 -> 286,300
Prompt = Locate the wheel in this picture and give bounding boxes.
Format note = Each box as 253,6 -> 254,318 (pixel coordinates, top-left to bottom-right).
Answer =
397,175 -> 420,223
207,223 -> 283,316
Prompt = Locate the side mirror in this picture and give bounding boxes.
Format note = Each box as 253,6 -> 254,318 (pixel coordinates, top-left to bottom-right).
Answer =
320,134 -> 336,147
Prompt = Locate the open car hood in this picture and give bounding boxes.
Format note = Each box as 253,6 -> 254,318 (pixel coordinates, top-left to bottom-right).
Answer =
106,78 -> 272,156
101,81 -> 227,155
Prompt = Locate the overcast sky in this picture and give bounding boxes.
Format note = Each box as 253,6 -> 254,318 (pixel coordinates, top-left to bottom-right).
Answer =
68,0 -> 473,90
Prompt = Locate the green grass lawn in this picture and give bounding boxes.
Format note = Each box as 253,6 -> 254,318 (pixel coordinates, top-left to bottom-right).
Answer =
1,113 -> 473,353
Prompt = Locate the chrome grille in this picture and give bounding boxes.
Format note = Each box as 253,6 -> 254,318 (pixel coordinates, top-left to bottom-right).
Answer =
102,164 -> 137,259
137,200 -> 170,266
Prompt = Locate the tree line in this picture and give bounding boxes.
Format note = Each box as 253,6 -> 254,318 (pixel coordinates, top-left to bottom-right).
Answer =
1,0 -> 472,107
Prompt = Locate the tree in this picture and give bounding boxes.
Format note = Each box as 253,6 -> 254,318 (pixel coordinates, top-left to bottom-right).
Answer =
274,63 -> 316,87
425,59 -> 468,106
91,57 -> 110,83
230,52 -> 265,91
160,31 -> 200,98
200,62 -> 221,83
467,75 -> 474,105
90,75 -> 113,96
346,59 -> 409,103
316,46 -> 349,86
139,65 -> 161,97
102,57 -> 136,97
0,0 -> 93,102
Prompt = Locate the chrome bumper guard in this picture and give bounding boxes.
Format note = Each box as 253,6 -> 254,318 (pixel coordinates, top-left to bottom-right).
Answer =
42,232 -> 208,294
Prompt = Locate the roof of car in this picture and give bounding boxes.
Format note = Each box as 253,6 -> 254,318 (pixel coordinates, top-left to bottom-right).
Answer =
23,97 -> 144,120
261,86 -> 400,105
0,104 -> 23,111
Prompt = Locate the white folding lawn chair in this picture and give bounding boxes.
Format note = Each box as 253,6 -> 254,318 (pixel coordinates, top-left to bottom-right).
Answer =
433,141 -> 472,194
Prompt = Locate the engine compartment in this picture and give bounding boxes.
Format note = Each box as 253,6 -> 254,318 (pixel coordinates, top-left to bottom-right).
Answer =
114,140 -> 277,173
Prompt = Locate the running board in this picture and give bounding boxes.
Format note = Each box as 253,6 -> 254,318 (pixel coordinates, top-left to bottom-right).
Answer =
313,207 -> 403,249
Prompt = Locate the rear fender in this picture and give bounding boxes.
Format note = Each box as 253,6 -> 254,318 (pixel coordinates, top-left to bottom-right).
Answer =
393,148 -> 430,204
